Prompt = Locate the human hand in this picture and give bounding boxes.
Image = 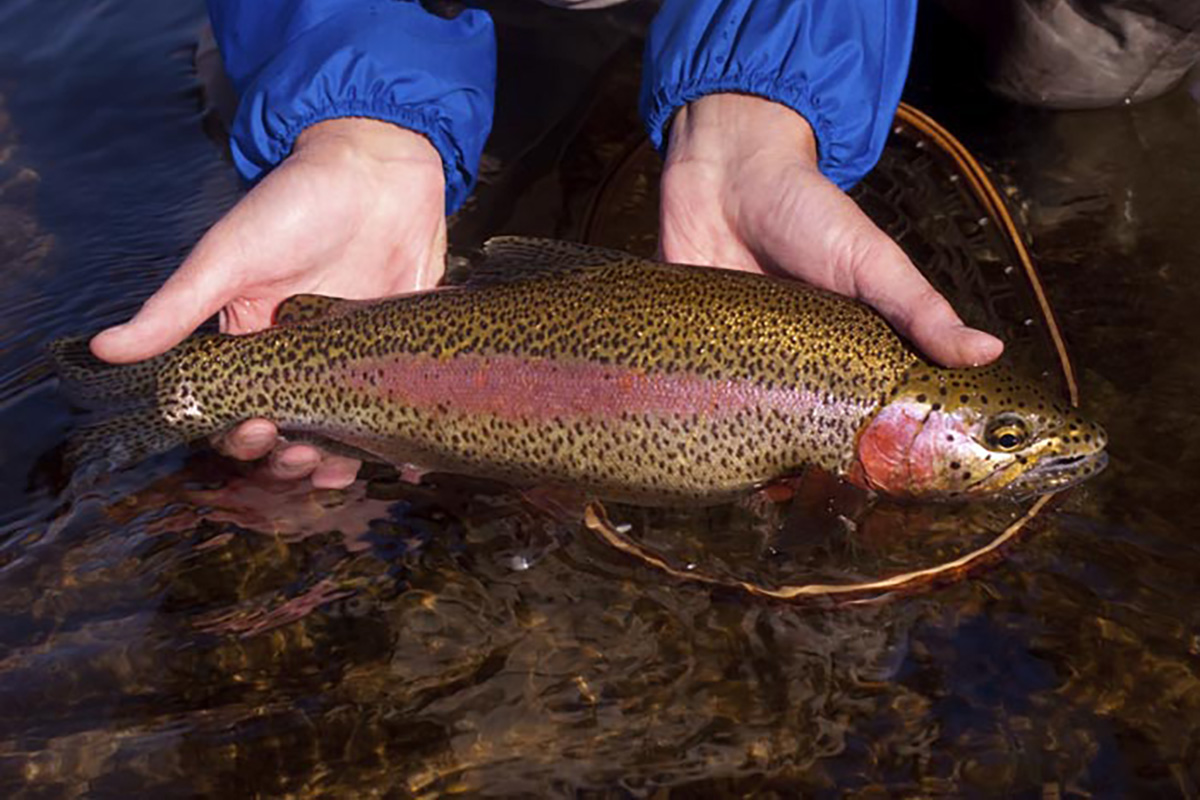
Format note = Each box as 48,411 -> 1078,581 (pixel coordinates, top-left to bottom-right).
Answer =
90,118 -> 448,488
659,93 -> 1003,368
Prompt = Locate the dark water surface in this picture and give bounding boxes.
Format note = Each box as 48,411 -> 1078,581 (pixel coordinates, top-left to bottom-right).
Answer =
1,1 -> 1198,797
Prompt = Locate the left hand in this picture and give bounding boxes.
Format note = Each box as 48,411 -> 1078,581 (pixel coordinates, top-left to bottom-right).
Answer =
659,93 -> 1003,369
91,118 -> 448,488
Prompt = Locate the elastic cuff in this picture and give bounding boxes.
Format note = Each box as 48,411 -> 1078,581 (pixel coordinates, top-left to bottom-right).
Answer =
644,73 -> 858,190
230,100 -> 468,213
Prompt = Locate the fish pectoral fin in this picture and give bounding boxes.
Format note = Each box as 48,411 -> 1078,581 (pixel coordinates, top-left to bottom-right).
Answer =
273,294 -> 372,326
450,237 -> 635,286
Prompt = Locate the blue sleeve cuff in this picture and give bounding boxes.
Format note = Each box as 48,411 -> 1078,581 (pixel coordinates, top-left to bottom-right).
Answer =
640,0 -> 917,190
217,2 -> 496,214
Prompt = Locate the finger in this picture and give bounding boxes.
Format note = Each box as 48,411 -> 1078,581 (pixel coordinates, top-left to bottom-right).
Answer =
851,238 -> 1004,368
887,290 -> 1004,368
266,444 -> 323,481
213,419 -> 280,461
742,167 -> 1004,368
90,238 -> 238,364
311,456 -> 361,490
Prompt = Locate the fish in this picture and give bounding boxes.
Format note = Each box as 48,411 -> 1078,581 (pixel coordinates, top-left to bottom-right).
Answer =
50,237 -> 1108,504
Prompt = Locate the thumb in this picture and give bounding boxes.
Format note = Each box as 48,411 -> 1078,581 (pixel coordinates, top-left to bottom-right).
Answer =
90,247 -> 234,364
852,237 -> 1004,368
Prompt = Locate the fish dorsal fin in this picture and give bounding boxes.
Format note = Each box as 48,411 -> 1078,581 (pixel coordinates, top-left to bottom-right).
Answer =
484,236 -> 633,268
453,236 -> 637,286
274,294 -> 371,325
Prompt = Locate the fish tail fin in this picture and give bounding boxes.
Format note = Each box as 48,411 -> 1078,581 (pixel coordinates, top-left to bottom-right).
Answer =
48,337 -> 162,409
47,337 -> 191,472
64,409 -> 192,478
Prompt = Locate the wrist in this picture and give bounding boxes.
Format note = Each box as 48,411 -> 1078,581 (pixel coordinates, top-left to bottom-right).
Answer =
665,93 -> 818,171
294,117 -> 444,173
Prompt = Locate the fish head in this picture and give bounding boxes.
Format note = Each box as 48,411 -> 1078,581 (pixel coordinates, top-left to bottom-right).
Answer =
849,365 -> 1108,500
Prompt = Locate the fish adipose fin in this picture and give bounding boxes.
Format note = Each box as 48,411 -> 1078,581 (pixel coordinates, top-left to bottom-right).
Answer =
457,237 -> 634,286
273,294 -> 373,325
47,337 -> 188,473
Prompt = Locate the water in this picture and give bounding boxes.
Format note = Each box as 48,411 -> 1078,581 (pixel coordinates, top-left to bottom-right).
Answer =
1,1 -> 1198,796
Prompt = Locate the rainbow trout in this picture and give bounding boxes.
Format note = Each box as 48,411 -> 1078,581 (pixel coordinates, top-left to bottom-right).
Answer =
53,237 -> 1107,503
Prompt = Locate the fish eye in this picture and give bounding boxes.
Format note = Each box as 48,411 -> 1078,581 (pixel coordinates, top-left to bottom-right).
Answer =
985,414 -> 1030,452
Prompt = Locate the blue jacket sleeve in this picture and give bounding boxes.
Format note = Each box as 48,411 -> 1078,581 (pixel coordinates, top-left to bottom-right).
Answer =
206,0 -> 496,214
640,0 -> 917,190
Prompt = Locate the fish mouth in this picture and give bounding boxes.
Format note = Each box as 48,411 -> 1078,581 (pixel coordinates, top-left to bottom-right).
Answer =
1005,449 -> 1109,496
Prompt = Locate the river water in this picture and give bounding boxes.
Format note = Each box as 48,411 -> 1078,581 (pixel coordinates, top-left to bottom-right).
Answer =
0,1 -> 1197,797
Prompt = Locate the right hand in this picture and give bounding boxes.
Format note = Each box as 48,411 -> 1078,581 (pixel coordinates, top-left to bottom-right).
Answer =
660,93 -> 1003,369
90,117 -> 448,489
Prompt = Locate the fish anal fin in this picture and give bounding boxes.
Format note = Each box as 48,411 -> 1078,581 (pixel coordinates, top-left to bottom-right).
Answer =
276,430 -> 387,464
67,408 -> 190,478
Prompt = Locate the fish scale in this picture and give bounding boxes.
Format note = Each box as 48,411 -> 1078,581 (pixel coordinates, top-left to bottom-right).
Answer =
51,237 -> 1107,503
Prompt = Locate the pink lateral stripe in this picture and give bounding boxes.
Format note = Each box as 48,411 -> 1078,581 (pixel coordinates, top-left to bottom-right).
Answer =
335,353 -> 816,422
